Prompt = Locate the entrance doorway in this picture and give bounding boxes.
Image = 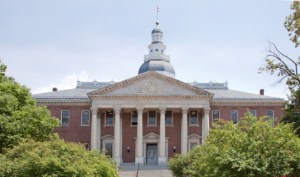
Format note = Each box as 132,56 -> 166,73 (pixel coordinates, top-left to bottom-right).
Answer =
146,144 -> 158,164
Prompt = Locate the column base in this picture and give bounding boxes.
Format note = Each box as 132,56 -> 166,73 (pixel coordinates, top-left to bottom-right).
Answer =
135,157 -> 144,166
114,157 -> 122,164
158,157 -> 167,166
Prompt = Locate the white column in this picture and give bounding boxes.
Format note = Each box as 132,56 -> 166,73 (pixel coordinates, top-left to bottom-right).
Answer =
181,107 -> 188,154
113,106 -> 121,164
90,107 -> 98,150
135,106 -> 144,165
158,106 -> 166,165
202,107 -> 210,144
96,111 -> 101,151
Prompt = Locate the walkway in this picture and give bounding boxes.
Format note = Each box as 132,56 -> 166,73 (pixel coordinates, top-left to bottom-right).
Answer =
119,164 -> 173,177
119,169 -> 173,177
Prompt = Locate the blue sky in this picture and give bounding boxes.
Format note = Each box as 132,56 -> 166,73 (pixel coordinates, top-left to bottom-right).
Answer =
1,0 -> 298,99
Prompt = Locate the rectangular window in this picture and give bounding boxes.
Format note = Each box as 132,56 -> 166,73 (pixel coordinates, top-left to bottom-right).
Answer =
81,110 -> 90,126
249,110 -> 257,117
190,110 -> 198,125
266,110 -> 274,119
61,110 -> 70,126
148,111 -> 157,125
212,110 -> 220,122
104,143 -> 113,157
131,111 -> 138,126
230,110 -> 239,124
165,110 -> 173,125
105,110 -> 114,126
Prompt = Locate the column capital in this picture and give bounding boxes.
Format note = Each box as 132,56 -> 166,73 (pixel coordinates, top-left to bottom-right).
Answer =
136,106 -> 144,113
203,107 -> 211,113
114,105 -> 122,114
181,106 -> 189,114
90,107 -> 98,114
159,106 -> 167,113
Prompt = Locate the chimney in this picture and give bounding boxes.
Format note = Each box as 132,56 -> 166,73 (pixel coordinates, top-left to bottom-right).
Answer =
260,89 -> 264,95
52,87 -> 58,92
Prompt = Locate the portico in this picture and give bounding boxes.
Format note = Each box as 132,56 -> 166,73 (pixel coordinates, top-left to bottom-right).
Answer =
88,72 -> 213,165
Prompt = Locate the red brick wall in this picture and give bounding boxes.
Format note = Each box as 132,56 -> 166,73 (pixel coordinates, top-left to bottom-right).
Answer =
166,112 -> 182,158
48,105 -> 91,145
210,106 -> 284,126
122,112 -> 137,163
47,104 -> 283,163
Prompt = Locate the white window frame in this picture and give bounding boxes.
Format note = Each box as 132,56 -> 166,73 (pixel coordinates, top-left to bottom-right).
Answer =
165,110 -> 173,126
188,134 -> 201,151
189,110 -> 199,126
131,111 -> 138,126
212,110 -> 220,122
103,140 -> 113,157
249,110 -> 257,117
230,110 -> 239,124
148,110 -> 157,126
61,110 -> 70,127
81,110 -> 90,126
105,110 -> 114,126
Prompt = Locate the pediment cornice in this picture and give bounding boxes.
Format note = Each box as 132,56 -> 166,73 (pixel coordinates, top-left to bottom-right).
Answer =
88,72 -> 213,98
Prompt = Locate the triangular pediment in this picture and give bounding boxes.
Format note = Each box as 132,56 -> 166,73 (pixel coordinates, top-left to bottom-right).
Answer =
144,132 -> 160,140
88,72 -> 213,98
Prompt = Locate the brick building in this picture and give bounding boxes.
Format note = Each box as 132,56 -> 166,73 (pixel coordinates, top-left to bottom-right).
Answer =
33,20 -> 284,166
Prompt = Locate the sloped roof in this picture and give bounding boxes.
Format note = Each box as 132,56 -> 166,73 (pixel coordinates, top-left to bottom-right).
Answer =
207,89 -> 284,101
88,72 -> 213,97
32,88 -> 95,103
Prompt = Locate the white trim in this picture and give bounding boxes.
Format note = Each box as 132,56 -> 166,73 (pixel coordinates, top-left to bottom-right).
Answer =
104,110 -> 114,126
147,110 -> 157,126
101,134 -> 114,156
81,110 -> 90,126
61,110 -> 70,126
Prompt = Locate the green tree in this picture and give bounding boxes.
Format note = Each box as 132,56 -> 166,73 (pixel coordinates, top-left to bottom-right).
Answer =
169,114 -> 300,177
285,1 -> 300,47
259,1 -> 300,136
0,61 -> 59,152
0,139 -> 118,177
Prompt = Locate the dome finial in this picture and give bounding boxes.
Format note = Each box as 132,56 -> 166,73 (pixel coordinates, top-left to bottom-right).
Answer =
156,5 -> 159,27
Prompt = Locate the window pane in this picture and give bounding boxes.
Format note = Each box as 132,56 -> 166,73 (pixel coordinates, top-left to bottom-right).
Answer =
212,110 -> 220,122
166,117 -> 172,125
105,143 -> 113,157
231,110 -> 238,124
266,110 -> 274,118
148,111 -> 156,125
190,110 -> 198,125
132,111 -> 137,125
106,110 -> 113,125
61,110 -> 70,126
249,110 -> 256,117
165,111 -> 173,125
81,110 -> 90,126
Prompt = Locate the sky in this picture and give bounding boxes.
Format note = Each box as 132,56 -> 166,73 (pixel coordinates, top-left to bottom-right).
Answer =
0,0 -> 298,99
